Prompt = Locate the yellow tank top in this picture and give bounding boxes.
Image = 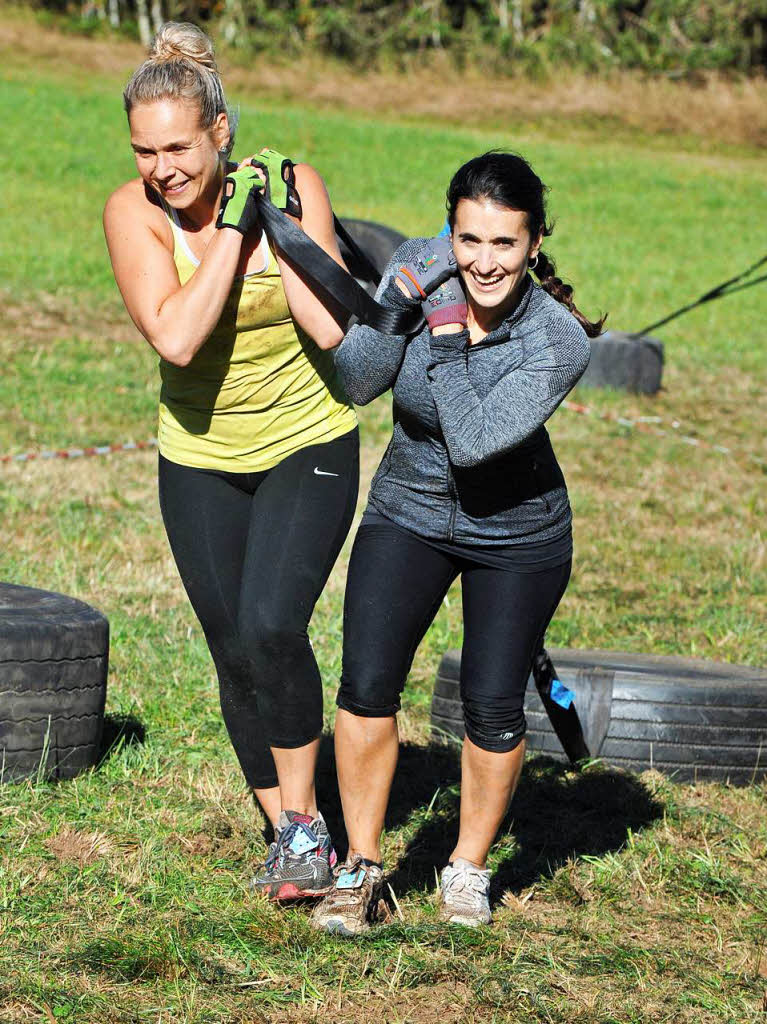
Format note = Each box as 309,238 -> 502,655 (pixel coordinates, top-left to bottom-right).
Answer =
157,205 -> 356,472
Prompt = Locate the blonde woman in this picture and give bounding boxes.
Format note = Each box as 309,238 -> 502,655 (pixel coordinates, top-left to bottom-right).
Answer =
104,22 -> 358,900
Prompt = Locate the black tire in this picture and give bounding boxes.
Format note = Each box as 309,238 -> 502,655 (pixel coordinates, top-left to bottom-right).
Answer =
431,648 -> 767,785
337,217 -> 408,294
580,330 -> 664,395
0,582 -> 109,783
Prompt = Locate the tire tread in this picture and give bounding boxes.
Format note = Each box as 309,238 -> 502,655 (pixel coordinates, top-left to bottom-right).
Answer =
431,647 -> 767,784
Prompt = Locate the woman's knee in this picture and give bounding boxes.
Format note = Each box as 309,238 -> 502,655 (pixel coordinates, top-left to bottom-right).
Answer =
336,663 -> 403,719
462,694 -> 527,753
207,634 -> 251,690
238,604 -> 308,669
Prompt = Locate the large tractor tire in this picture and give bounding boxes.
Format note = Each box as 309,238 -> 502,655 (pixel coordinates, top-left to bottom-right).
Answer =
0,582 -> 109,782
431,648 -> 767,785
337,218 -> 408,294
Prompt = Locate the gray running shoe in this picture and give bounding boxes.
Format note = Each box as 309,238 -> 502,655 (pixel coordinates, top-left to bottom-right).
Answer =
251,810 -> 336,900
438,858 -> 492,927
310,856 -> 384,936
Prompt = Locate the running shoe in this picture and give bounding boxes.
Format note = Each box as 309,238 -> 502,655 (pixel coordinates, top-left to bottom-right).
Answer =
251,810 -> 336,900
438,858 -> 492,927
310,856 -> 384,936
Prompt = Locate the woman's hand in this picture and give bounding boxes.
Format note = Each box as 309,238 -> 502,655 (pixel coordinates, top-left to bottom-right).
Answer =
395,237 -> 458,300
422,276 -> 468,333
240,149 -> 302,217
216,165 -> 265,235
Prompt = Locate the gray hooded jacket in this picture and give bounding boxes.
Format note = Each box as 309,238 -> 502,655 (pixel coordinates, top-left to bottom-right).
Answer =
335,239 -> 591,546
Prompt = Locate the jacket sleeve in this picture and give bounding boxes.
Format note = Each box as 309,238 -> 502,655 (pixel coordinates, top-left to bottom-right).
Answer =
333,242 -> 425,406
426,317 -> 591,468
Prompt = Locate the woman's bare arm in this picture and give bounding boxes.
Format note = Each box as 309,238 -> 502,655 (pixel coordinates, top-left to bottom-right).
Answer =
103,180 -> 243,367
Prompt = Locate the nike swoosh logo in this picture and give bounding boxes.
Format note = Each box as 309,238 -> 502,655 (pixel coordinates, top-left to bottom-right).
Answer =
313,467 -> 339,477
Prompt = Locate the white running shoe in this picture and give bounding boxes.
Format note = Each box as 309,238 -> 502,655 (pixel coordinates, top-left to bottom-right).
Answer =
439,858 -> 492,927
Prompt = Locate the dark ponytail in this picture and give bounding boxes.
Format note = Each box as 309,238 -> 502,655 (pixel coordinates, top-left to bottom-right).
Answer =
447,151 -> 605,338
533,251 -> 606,338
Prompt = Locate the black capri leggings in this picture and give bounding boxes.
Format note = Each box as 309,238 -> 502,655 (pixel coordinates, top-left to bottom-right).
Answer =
337,518 -> 570,753
158,429 -> 359,789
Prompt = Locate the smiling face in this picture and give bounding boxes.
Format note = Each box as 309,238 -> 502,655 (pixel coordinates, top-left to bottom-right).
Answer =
129,98 -> 229,215
451,197 -> 543,329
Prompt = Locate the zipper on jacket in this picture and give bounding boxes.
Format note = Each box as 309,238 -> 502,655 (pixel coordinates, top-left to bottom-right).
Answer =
446,463 -> 458,541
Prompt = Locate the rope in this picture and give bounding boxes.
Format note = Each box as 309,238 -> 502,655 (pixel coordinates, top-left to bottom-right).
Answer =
0,407 -> 762,470
635,254 -> 767,336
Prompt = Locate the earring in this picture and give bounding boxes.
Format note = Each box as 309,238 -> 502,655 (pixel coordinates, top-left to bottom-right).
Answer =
528,255 -> 539,271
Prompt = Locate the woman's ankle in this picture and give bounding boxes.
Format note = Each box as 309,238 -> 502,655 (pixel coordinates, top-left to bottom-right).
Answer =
448,847 -> 488,870
346,845 -> 382,866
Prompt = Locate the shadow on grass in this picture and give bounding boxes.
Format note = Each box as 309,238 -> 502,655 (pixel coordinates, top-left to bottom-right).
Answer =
314,734 -> 462,862
375,747 -> 664,903
97,712 -> 147,765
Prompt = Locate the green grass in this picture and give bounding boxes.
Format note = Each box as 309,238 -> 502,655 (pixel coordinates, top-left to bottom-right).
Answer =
0,18 -> 765,1024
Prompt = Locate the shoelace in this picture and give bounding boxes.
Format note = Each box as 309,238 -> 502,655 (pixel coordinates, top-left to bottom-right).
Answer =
263,822 -> 319,871
277,822 -> 321,865
443,867 -> 489,910
325,857 -> 372,907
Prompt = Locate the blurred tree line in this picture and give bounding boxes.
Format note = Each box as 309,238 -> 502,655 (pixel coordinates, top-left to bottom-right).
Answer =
34,0 -> 767,74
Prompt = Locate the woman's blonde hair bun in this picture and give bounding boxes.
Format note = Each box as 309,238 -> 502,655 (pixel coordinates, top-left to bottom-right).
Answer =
150,21 -> 217,71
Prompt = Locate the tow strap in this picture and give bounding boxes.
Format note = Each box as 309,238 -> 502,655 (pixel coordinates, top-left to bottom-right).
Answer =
253,192 -> 423,335
635,253 -> 767,335
532,648 -> 591,764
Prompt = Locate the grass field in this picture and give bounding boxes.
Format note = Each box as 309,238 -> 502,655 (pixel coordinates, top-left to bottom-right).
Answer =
0,12 -> 765,1023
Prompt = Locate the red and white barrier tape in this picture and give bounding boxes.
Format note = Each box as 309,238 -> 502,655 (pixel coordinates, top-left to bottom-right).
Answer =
0,408 -> 763,469
0,438 -> 157,465
561,401 -> 765,469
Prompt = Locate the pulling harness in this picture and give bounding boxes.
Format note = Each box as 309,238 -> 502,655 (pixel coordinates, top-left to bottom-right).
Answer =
249,151 -> 422,336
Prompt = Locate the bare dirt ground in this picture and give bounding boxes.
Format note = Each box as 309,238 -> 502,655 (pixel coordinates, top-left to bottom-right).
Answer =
2,12 -> 766,149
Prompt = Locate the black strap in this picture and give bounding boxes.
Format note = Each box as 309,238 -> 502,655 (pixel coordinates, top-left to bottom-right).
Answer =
254,194 -> 423,335
532,648 -> 590,764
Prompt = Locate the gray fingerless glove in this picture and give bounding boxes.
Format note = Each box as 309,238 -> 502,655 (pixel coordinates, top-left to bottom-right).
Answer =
394,237 -> 457,299
381,279 -> 420,310
422,276 -> 468,330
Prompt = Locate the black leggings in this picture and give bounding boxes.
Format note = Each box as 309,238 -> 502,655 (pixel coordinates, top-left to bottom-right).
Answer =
337,519 -> 570,753
158,429 -> 359,789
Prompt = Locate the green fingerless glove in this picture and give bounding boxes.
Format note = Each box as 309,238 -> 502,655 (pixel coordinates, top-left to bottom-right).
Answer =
216,165 -> 264,235
250,148 -> 303,218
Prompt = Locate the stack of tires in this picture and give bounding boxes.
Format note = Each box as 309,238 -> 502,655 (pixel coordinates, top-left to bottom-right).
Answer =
0,583 -> 108,782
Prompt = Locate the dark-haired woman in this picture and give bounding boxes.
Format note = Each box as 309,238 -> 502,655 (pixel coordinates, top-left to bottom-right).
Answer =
311,152 -> 603,934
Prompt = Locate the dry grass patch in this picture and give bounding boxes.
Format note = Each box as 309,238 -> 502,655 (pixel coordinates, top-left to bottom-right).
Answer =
0,290 -> 135,352
2,11 -> 766,150
44,826 -> 114,865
